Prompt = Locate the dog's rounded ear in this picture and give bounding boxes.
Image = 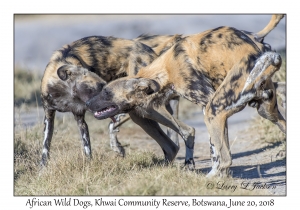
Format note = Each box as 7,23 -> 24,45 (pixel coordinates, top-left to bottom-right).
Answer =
137,78 -> 160,95
57,65 -> 72,81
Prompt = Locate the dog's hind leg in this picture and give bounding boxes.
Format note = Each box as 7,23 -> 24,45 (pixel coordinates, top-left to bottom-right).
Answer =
204,51 -> 282,178
73,112 -> 92,160
241,53 -> 285,133
203,108 -> 230,173
165,96 -> 180,147
204,107 -> 233,178
40,108 -> 55,167
129,111 -> 179,163
247,81 -> 286,126
108,114 -> 130,157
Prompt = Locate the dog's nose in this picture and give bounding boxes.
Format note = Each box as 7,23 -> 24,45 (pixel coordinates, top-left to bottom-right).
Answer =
86,99 -> 91,107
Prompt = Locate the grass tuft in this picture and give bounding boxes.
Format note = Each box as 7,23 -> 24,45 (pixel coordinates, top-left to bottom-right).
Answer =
14,116 -> 268,196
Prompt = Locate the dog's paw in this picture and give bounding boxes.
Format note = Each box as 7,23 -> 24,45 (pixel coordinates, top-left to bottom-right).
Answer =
111,145 -> 126,158
206,168 -> 231,178
182,158 -> 195,171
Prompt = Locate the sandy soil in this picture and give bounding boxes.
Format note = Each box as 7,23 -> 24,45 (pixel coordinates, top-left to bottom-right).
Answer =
118,106 -> 286,195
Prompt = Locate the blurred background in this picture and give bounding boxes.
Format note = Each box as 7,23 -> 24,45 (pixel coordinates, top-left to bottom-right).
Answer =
15,14 -> 285,72
14,13 -> 286,140
14,14 -> 285,129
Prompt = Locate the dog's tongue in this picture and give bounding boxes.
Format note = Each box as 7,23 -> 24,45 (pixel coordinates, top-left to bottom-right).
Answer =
110,116 -> 116,123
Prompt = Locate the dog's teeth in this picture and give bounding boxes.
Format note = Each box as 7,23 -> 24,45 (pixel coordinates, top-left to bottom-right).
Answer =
95,106 -> 116,117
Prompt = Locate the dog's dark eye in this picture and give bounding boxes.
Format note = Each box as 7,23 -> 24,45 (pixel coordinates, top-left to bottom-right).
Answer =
101,89 -> 113,100
101,89 -> 108,97
97,83 -> 104,91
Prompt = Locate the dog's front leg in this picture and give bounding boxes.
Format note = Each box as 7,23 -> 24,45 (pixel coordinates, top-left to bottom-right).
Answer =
165,96 -> 180,147
143,106 -> 195,170
129,111 -> 179,163
205,51 -> 283,178
40,108 -> 55,167
108,114 -> 130,157
107,101 -> 179,158
73,112 -> 92,160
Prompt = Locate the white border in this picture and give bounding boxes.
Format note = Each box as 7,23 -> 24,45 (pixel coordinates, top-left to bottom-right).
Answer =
5,0 -> 298,209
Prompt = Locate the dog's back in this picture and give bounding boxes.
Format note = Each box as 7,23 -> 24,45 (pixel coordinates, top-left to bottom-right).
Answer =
135,34 -> 183,55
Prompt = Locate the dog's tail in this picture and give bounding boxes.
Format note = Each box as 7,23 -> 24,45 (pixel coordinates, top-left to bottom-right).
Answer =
254,14 -> 285,42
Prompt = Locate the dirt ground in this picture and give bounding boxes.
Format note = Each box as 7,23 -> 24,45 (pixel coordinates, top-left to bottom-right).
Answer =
14,105 -> 286,195
111,106 -> 287,196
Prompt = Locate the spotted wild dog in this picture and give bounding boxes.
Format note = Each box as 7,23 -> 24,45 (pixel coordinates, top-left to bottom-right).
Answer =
86,14 -> 286,177
40,34 -> 183,167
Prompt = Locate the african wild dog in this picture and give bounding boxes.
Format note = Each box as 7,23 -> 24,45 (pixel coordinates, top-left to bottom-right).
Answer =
86,15 -> 286,177
40,34 -> 183,167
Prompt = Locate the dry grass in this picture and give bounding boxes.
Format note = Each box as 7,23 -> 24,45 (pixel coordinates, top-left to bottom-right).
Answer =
14,113 -> 268,196
14,67 -> 42,107
249,117 -> 286,144
273,50 -> 286,82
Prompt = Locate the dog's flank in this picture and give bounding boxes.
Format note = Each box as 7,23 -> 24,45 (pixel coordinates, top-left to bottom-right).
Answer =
135,34 -> 183,55
134,26 -> 267,106
86,24 -> 272,117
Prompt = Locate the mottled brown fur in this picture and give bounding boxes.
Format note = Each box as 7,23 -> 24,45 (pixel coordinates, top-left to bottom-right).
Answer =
40,34 -> 181,166
87,15 -> 286,177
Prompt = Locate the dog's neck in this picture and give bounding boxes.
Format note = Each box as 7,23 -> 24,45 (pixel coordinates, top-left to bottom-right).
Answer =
136,55 -> 170,90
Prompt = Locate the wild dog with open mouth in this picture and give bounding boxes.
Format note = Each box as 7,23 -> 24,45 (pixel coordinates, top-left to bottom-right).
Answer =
40,34 -> 182,167
86,15 -> 286,177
